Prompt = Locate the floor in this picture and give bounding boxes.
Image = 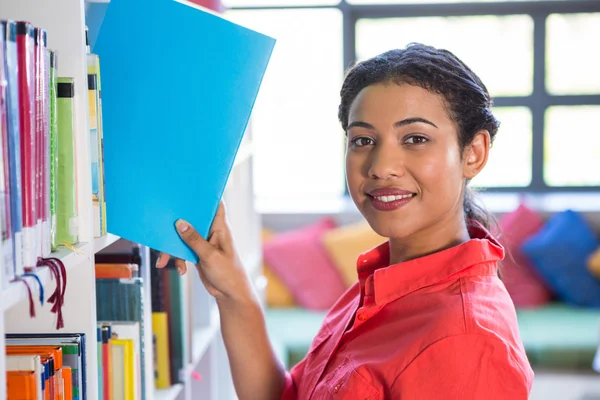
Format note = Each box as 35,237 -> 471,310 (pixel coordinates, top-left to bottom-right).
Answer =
531,370 -> 600,400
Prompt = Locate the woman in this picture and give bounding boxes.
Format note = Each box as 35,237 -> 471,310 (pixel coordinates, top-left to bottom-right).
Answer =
157,43 -> 533,399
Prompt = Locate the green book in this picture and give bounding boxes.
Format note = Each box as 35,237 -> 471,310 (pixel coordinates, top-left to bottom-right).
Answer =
49,51 -> 58,250
56,78 -> 78,245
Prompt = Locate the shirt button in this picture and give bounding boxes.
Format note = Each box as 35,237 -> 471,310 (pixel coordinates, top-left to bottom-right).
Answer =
357,313 -> 367,321
334,384 -> 341,393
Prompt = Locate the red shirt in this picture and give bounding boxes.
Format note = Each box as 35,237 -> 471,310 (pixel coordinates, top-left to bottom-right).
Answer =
281,224 -> 534,399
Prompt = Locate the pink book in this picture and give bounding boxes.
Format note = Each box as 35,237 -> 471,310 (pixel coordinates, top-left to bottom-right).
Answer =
16,21 -> 36,270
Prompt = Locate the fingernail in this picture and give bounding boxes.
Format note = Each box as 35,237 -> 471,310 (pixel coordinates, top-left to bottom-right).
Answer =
176,220 -> 189,233
178,267 -> 184,275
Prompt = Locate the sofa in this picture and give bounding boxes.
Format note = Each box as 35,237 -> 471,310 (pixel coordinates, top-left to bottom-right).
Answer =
261,203 -> 600,371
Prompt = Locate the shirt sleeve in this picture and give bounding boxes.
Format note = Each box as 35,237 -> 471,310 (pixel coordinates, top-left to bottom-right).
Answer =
280,356 -> 306,400
391,334 -> 533,400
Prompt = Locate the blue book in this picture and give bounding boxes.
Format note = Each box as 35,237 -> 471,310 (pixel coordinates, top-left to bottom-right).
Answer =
94,0 -> 275,262
1,20 -> 24,276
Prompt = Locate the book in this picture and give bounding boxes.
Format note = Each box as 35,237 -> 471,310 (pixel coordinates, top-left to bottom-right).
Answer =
87,72 -> 102,238
0,21 -> 14,289
49,50 -> 58,251
86,45 -> 107,237
6,333 -> 87,400
40,29 -> 51,257
151,312 -> 171,389
6,354 -> 44,400
110,322 -> 141,400
34,27 -> 43,260
7,370 -> 37,399
1,20 -> 24,277
94,0 -> 275,262
16,21 -> 37,270
55,77 -> 78,245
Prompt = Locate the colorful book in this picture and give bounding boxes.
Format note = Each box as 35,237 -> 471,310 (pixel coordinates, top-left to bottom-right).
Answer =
34,27 -> 43,260
151,312 -> 171,389
110,322 -> 141,400
7,370 -> 37,400
49,50 -> 58,251
1,20 -> 24,277
16,21 -> 36,270
40,29 -> 50,257
0,21 -> 14,289
55,77 -> 78,245
6,354 -> 43,400
94,0 -> 275,262
87,72 -> 102,238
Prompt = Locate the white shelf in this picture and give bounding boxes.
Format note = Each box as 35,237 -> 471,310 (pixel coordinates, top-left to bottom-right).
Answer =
233,142 -> 253,168
93,233 -> 121,253
155,383 -> 185,400
1,242 -> 91,312
192,305 -> 221,367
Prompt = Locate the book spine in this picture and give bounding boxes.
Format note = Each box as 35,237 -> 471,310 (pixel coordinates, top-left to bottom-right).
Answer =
49,50 -> 57,251
16,21 -> 36,270
56,78 -> 78,245
0,22 -> 15,289
41,30 -> 51,257
87,71 -> 101,238
3,21 -> 24,277
34,27 -> 43,260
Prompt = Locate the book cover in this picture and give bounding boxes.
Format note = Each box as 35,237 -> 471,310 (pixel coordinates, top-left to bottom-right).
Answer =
110,322 -> 141,400
55,78 -> 78,245
151,312 -> 171,389
2,20 -> 24,276
111,339 -> 134,400
94,0 -> 275,262
41,31 -> 51,257
101,325 -> 113,400
16,21 -> 37,269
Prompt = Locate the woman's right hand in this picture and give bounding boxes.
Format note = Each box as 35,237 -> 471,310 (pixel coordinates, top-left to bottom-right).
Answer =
156,201 -> 252,303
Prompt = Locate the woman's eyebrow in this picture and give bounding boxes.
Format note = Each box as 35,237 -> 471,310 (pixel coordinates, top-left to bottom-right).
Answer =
347,117 -> 438,130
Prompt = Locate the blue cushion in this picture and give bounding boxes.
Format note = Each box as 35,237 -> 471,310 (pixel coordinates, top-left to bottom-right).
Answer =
522,210 -> 600,307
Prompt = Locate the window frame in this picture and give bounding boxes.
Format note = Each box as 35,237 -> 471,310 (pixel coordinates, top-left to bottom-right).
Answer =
228,0 -> 600,194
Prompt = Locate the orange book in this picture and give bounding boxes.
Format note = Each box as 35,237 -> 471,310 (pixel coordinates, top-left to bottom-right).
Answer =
7,370 -> 37,400
94,263 -> 134,279
7,345 -> 64,400
62,367 -> 73,400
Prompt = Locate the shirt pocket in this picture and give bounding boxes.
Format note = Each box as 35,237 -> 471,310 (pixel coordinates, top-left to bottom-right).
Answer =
327,357 -> 382,400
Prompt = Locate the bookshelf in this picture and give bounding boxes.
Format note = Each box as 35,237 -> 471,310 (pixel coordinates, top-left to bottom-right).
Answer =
1,0 -> 264,399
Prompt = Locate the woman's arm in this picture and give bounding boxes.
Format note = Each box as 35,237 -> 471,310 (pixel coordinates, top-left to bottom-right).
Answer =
217,291 -> 287,400
157,203 -> 288,400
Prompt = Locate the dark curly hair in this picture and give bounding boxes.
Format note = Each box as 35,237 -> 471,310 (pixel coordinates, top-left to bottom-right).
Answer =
338,43 -> 500,231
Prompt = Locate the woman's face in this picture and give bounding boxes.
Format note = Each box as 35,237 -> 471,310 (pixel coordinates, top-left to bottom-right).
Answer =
345,83 -> 487,239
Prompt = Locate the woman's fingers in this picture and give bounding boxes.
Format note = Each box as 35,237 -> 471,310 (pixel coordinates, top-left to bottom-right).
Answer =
176,219 -> 219,261
175,258 -> 188,275
156,252 -> 170,269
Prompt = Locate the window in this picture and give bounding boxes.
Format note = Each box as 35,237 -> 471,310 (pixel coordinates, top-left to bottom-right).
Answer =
226,1 -> 600,199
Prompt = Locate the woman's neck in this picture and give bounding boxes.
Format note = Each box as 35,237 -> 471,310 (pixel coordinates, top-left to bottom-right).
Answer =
388,213 -> 471,265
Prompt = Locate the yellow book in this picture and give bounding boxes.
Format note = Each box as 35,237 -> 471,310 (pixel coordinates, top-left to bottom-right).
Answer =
152,312 -> 171,389
111,339 -> 135,400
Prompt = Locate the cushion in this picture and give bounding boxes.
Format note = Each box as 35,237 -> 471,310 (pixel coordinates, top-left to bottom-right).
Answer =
522,210 -> 600,307
263,218 -> 346,310
262,229 -> 297,308
321,221 -> 386,287
497,203 -> 553,308
587,247 -> 600,279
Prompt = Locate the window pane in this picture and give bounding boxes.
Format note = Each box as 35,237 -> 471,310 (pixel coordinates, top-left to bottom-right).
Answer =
225,9 -> 345,198
545,106 -> 600,186
546,13 -> 600,95
472,107 -> 532,188
224,0 -> 339,7
356,16 -> 533,97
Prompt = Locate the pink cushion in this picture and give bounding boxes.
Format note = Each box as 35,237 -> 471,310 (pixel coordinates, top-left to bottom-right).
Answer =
498,203 -> 553,308
263,218 -> 347,310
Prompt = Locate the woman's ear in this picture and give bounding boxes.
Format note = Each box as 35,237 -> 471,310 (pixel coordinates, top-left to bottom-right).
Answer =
463,130 -> 490,179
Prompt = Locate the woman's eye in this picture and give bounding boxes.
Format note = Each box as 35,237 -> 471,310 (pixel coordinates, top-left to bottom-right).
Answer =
351,137 -> 375,147
405,135 -> 428,145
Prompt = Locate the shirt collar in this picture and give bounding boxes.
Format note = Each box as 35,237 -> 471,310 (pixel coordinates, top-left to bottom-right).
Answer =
356,221 -> 505,306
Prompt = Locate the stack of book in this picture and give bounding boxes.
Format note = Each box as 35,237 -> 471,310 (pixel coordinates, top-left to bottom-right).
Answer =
4,333 -> 87,400
0,21 -> 108,290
